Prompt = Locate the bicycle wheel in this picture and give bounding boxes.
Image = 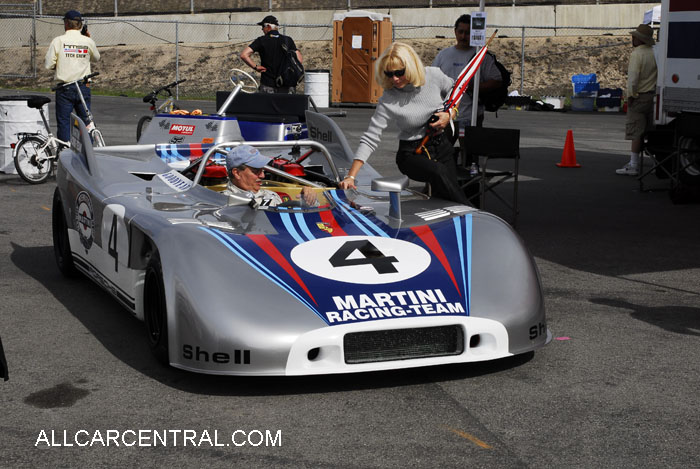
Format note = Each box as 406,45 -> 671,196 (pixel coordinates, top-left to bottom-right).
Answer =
13,135 -> 53,184
136,115 -> 152,142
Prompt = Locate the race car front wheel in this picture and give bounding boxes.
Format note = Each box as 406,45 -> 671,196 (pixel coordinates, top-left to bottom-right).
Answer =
144,252 -> 169,365
52,188 -> 78,278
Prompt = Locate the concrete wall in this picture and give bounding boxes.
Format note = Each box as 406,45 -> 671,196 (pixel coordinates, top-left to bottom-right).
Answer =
2,3 -> 656,47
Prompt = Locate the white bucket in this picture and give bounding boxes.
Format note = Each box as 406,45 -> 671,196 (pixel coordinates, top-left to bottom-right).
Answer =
0,97 -> 48,174
304,70 -> 330,108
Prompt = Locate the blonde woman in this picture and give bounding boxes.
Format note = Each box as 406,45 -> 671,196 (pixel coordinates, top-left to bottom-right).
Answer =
338,42 -> 467,205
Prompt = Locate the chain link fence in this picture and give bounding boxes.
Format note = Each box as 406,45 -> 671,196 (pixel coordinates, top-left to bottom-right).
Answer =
0,3 -> 37,78
0,11 -> 634,100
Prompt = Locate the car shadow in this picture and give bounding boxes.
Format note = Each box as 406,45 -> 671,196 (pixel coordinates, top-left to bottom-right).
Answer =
10,242 -> 535,395
589,297 -> 700,337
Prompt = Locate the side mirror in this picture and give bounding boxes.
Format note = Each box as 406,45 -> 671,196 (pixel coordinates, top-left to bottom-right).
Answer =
371,176 -> 409,221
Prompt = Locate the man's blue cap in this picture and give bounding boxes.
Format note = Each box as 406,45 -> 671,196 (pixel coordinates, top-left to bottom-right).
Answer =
226,145 -> 271,172
63,10 -> 83,20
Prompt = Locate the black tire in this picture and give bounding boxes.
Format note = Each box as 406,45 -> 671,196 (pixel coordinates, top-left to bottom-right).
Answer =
136,115 -> 152,142
52,188 -> 78,277
144,252 -> 169,365
678,136 -> 700,187
13,135 -> 52,184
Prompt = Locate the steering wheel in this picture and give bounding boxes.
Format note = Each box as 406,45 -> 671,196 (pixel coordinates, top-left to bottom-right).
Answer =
229,68 -> 258,94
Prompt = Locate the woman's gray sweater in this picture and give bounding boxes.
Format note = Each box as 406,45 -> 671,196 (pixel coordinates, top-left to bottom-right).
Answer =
354,66 -> 453,162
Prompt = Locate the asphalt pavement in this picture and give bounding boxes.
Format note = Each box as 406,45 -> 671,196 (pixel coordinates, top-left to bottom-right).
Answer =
1,91 -> 699,468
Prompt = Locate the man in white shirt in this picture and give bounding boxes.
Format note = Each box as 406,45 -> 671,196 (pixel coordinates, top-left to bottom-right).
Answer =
432,14 -> 502,163
432,15 -> 502,128
45,10 -> 100,142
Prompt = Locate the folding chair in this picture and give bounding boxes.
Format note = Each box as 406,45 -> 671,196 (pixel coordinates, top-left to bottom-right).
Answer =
639,112 -> 700,194
638,124 -> 676,192
459,127 -> 520,225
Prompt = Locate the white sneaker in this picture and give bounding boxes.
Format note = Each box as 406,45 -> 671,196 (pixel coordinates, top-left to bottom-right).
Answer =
615,163 -> 639,176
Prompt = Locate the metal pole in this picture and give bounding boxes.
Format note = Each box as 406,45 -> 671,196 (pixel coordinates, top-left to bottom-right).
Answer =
269,0 -> 272,12
114,0 -> 118,17
175,22 -> 180,99
32,1 -> 37,77
520,26 -> 525,95
38,0 -> 41,15
470,0 -> 486,127
190,0 -> 194,14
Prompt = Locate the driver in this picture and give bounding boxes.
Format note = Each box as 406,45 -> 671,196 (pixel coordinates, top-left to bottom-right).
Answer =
222,145 -> 316,207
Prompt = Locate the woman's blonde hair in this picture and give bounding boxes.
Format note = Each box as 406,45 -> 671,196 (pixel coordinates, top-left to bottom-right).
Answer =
375,42 -> 426,90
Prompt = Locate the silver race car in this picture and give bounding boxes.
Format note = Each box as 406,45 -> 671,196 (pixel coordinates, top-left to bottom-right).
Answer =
52,110 -> 550,375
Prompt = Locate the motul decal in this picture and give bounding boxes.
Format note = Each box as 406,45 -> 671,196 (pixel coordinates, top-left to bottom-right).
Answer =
169,124 -> 195,135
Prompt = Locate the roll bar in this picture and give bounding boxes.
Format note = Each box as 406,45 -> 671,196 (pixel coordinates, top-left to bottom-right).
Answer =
189,140 -> 342,189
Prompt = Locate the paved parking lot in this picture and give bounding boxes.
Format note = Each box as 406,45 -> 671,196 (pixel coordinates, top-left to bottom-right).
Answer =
1,92 -> 699,467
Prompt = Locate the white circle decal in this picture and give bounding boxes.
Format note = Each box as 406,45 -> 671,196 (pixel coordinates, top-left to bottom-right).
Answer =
290,236 -> 431,285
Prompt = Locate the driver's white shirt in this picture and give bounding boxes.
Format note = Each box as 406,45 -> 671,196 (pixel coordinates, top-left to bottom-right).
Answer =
222,181 -> 282,207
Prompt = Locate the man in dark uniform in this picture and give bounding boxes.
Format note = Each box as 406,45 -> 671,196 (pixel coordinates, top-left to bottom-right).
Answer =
240,15 -> 303,94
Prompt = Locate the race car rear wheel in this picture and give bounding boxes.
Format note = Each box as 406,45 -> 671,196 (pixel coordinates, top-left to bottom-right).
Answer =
52,188 -> 78,277
144,252 -> 169,365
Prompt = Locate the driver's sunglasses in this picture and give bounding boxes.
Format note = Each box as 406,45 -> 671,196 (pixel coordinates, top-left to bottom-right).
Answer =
384,69 -> 406,78
242,165 -> 265,175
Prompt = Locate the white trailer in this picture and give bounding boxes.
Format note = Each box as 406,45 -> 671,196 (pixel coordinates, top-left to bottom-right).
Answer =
647,0 -> 700,199
654,0 -> 700,124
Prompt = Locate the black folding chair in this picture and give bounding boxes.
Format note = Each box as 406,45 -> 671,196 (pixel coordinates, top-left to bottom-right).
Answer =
639,112 -> 700,195
638,125 -> 676,192
460,127 -> 520,225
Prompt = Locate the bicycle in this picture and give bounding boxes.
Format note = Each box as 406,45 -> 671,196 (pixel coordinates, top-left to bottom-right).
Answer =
12,73 -> 104,184
11,95 -> 67,184
136,79 -> 187,142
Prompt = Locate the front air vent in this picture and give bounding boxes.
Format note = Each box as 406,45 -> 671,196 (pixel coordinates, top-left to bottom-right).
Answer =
343,326 -> 464,364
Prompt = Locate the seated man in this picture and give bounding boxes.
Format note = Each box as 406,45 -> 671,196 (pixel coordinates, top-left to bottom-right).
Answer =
222,144 -> 316,207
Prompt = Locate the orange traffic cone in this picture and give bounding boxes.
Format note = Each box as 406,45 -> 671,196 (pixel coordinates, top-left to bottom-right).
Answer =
557,130 -> 581,168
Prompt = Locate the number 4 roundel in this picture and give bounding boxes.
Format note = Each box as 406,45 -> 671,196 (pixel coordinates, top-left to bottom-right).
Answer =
291,236 -> 431,285
329,240 -> 398,274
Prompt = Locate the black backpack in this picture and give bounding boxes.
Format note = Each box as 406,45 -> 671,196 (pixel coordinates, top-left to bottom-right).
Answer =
481,52 -> 511,113
275,41 -> 304,88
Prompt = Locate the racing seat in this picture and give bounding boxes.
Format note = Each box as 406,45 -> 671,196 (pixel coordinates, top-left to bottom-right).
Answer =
459,127 -> 520,225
